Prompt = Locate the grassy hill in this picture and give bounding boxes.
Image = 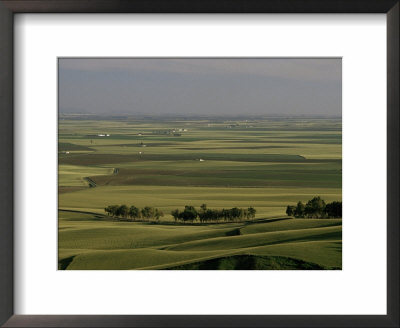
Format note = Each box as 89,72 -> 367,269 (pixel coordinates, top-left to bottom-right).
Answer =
59,210 -> 341,270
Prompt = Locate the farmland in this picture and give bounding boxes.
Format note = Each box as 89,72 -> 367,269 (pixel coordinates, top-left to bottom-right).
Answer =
58,116 -> 342,270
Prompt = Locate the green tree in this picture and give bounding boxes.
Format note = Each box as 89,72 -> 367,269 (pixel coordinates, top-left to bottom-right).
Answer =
104,205 -> 113,216
154,209 -> 164,221
230,207 -> 241,221
294,201 -> 305,218
141,206 -> 155,220
105,205 -> 119,216
200,203 -> 207,212
171,209 -> 180,222
180,205 -> 197,223
117,205 -> 129,218
325,201 -> 342,218
305,196 -> 326,218
286,205 -> 296,217
248,207 -> 256,219
129,205 -> 140,220
198,204 -> 207,223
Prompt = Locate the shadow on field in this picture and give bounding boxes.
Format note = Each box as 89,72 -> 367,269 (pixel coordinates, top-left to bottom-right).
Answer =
58,256 -> 75,270
327,241 -> 342,254
225,228 -> 242,236
243,217 -> 290,225
59,209 -> 108,221
139,217 -> 291,227
165,255 -> 328,270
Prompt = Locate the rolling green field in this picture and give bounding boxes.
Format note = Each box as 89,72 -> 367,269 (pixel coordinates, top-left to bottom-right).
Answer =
58,116 -> 342,270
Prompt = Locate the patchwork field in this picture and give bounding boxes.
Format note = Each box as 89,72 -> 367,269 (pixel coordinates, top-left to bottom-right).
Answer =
58,116 -> 342,270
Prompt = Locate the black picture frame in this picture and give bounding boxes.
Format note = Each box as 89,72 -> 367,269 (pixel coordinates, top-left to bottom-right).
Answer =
0,1 -> 398,327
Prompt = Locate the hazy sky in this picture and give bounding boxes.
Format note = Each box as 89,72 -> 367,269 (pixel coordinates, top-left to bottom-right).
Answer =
59,58 -> 341,116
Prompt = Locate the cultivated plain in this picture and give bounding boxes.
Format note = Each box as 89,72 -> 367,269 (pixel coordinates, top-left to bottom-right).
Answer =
58,117 -> 342,270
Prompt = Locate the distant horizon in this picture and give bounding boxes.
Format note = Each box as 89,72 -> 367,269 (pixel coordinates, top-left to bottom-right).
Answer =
59,112 -> 342,119
59,58 -> 342,117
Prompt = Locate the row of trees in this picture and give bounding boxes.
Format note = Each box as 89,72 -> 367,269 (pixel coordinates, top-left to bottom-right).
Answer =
171,204 -> 256,223
286,197 -> 342,218
104,205 -> 164,221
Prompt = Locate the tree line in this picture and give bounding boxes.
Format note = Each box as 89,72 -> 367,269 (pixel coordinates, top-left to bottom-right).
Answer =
286,197 -> 342,218
171,204 -> 256,223
104,205 -> 164,221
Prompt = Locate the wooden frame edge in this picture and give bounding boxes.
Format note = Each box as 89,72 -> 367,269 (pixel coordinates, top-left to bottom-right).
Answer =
0,0 -> 14,327
0,1 -> 398,327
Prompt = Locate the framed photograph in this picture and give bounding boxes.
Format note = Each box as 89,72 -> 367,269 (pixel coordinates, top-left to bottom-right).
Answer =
0,1 -> 398,327
57,56 -> 343,272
